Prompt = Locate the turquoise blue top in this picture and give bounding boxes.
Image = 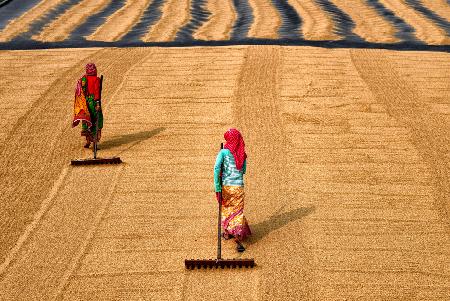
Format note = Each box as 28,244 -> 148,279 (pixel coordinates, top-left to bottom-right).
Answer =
214,149 -> 247,192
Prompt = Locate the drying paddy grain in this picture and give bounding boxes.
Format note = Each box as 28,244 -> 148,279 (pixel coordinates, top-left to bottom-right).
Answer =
33,0 -> 110,42
330,0 -> 398,43
0,0 -> 449,300
88,0 -> 151,42
379,0 -> 450,44
193,0 -> 236,41
142,0 -> 191,42
0,0 -> 61,42
0,45 -> 449,300
420,0 -> 450,23
1,0 -> 450,45
247,0 -> 281,39
287,0 -> 339,40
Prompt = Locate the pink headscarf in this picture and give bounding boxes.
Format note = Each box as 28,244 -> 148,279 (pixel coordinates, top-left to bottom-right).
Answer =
224,128 -> 247,171
75,63 -> 97,96
85,63 -> 97,76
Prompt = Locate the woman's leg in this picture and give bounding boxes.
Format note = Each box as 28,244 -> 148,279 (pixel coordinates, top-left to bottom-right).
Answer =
81,121 -> 91,148
84,137 -> 91,148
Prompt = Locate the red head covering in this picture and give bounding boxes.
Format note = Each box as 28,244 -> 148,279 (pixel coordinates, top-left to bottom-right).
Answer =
85,63 -> 97,76
224,128 -> 247,171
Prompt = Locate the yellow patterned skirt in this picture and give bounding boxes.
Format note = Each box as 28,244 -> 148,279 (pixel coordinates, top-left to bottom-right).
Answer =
221,185 -> 251,240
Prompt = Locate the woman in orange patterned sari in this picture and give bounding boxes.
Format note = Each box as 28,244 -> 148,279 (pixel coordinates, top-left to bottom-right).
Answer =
214,128 -> 251,252
72,63 -> 102,148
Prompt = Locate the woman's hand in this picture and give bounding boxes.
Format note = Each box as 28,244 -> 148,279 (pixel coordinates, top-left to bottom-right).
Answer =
215,192 -> 222,204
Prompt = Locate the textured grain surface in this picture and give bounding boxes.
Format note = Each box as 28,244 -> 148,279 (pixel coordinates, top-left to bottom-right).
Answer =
288,0 -> 339,40
420,0 -> 450,23
0,46 -> 449,300
193,0 -> 236,41
0,0 -> 450,45
379,0 -> 450,44
247,0 -> 281,39
0,0 -> 61,42
142,0 -> 191,42
33,0 -> 110,42
87,0 -> 152,42
330,0 -> 398,43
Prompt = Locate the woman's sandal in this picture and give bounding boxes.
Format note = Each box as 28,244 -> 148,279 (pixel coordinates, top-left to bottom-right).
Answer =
236,242 -> 246,252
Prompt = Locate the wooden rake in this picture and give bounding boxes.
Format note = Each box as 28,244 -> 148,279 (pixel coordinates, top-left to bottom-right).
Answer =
185,143 -> 255,269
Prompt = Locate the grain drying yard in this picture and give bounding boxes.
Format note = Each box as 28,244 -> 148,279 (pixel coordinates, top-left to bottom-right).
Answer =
0,0 -> 449,300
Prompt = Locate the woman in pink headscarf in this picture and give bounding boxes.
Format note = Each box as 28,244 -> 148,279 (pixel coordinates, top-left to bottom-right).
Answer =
214,128 -> 251,252
72,63 -> 103,148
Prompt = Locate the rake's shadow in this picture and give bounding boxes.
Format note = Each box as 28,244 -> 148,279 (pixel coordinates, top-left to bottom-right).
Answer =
100,127 -> 165,151
247,206 -> 315,245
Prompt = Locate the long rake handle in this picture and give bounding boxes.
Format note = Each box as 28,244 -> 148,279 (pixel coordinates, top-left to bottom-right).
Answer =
217,142 -> 224,260
94,126 -> 98,159
217,194 -> 222,260
93,75 -> 103,159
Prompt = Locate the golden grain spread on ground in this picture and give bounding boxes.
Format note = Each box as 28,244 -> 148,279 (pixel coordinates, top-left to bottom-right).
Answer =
0,0 -> 449,300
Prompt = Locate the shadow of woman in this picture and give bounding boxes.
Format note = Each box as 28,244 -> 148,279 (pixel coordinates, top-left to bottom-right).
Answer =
99,127 -> 165,151
247,206 -> 315,245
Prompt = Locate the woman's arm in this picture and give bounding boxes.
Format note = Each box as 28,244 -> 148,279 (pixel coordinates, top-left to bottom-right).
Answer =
214,150 -> 225,192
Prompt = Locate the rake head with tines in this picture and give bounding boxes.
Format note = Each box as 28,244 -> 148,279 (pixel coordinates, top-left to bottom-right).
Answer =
185,258 -> 255,269
71,157 -> 122,165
